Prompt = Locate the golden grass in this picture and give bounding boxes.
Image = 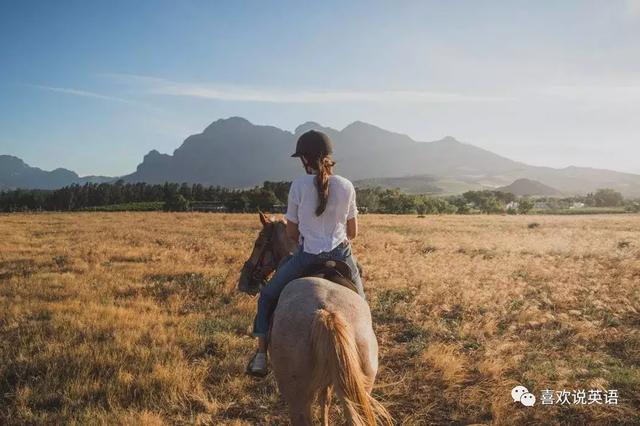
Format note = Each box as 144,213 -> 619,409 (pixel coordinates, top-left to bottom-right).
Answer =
0,212 -> 638,425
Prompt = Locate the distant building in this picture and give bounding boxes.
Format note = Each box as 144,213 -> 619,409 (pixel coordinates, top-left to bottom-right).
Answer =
506,201 -> 519,210
570,202 -> 585,209
190,201 -> 227,212
272,203 -> 286,213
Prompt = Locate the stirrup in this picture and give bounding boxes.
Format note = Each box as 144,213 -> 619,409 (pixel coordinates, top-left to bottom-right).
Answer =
246,352 -> 269,377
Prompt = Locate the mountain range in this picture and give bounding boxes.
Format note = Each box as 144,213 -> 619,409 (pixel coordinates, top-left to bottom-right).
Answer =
2,117 -> 640,197
0,155 -> 111,190
496,178 -> 563,197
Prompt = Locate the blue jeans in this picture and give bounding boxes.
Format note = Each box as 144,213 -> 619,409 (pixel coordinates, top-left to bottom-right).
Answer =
252,242 -> 364,337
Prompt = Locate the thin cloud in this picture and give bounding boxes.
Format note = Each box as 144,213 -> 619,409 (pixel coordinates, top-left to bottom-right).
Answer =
104,73 -> 513,104
538,84 -> 640,103
29,84 -> 136,104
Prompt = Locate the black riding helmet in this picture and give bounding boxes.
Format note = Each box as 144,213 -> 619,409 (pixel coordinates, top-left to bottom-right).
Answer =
291,130 -> 333,158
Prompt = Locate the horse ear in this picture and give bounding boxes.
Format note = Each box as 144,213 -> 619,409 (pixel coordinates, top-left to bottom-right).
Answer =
259,211 -> 269,227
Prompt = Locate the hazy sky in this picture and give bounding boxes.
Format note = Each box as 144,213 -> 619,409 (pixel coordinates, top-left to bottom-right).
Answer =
1,0 -> 639,176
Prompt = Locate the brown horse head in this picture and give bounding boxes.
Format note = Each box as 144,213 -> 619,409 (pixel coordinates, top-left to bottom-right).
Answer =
238,212 -> 297,295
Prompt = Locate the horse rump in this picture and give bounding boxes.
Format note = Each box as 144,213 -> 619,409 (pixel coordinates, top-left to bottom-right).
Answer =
310,308 -> 392,426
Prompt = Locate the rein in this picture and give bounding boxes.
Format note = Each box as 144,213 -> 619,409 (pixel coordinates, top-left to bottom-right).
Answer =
244,224 -> 278,284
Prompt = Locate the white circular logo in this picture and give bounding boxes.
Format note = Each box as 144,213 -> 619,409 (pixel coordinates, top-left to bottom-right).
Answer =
511,385 -> 529,402
520,392 -> 536,407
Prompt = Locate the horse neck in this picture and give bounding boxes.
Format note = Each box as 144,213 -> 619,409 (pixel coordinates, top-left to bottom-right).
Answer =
272,223 -> 298,263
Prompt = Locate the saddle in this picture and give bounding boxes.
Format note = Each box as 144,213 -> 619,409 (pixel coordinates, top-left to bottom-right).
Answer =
301,259 -> 360,295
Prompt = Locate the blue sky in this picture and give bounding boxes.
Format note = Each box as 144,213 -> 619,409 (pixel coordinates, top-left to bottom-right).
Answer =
1,0 -> 639,176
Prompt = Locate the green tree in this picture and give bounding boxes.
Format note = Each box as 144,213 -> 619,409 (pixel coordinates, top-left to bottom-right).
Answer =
226,193 -> 249,212
356,188 -> 381,212
478,196 -> 504,214
164,193 -> 189,211
625,201 -> 640,213
263,181 -> 291,204
179,183 -> 192,200
518,199 -> 534,214
463,190 -> 506,214
247,188 -> 279,211
590,188 -> 624,207
378,189 -> 417,213
449,196 -> 470,214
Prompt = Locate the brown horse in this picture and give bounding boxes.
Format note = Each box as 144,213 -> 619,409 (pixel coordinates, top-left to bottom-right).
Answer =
239,213 -> 392,426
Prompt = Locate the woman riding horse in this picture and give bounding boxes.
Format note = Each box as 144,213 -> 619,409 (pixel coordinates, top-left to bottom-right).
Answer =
246,129 -> 365,376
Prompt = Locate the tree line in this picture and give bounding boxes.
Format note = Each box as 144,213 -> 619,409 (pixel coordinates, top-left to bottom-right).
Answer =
1,180 -> 637,214
0,181 -> 290,213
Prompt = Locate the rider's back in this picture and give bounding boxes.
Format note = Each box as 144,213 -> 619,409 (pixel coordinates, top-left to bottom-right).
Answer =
286,174 -> 357,255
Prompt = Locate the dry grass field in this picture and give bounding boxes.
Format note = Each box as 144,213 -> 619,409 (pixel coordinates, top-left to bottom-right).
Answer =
1,212 -> 639,425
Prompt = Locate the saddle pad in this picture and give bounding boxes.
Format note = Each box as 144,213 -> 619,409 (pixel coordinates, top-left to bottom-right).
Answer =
302,260 -> 360,295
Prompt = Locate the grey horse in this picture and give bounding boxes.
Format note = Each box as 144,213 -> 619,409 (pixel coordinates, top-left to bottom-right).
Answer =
239,213 -> 392,425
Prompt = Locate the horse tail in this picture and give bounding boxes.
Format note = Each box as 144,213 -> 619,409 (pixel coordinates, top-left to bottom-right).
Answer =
310,308 -> 392,426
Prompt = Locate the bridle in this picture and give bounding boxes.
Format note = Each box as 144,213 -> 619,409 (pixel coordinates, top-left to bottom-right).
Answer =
243,224 -> 279,285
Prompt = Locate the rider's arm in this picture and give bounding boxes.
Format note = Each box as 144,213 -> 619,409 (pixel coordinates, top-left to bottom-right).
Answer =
346,181 -> 358,240
284,179 -> 301,243
347,217 -> 357,240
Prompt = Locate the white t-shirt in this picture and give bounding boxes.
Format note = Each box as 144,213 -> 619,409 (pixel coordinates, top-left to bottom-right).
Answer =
285,174 -> 358,254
